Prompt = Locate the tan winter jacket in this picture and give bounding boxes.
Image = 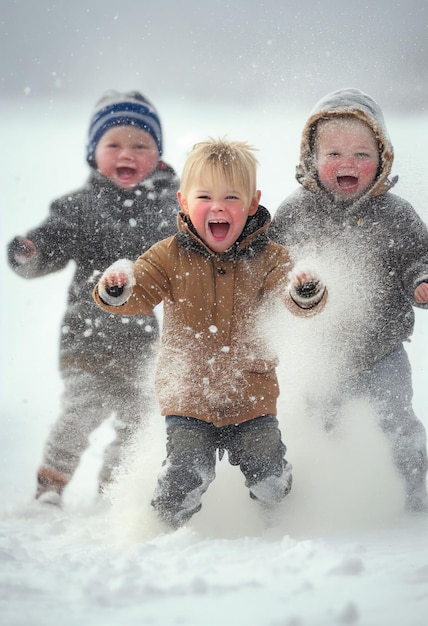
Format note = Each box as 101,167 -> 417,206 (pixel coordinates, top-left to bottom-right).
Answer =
94,207 -> 326,426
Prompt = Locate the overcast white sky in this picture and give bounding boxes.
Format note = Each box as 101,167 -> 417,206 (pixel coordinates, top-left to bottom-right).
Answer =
1,0 -> 427,112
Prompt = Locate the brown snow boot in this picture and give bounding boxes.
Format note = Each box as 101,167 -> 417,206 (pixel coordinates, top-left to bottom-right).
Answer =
35,466 -> 70,505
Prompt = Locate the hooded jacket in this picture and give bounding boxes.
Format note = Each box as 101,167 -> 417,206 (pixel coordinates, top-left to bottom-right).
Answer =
8,163 -> 179,371
270,88 -> 428,370
94,207 -> 326,426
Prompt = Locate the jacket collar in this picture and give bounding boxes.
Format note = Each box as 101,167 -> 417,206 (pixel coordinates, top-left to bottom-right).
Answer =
176,205 -> 271,261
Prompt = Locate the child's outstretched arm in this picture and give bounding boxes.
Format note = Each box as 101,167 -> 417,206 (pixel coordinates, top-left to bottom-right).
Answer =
97,259 -> 136,306
288,267 -> 326,309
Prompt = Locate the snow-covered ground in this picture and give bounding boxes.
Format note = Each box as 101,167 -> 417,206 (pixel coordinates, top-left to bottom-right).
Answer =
1,97 -> 428,626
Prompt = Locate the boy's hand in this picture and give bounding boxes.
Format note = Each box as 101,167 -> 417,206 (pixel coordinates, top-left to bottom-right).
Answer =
97,259 -> 136,306
100,269 -> 129,297
289,269 -> 326,309
414,282 -> 428,304
8,236 -> 36,265
293,272 -> 321,298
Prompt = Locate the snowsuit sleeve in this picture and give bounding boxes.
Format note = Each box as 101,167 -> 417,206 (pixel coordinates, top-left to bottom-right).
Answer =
391,197 -> 428,309
7,195 -> 81,279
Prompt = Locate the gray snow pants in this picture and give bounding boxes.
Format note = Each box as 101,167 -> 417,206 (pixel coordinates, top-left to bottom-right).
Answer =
41,352 -> 156,492
316,345 -> 427,512
151,414 -> 292,529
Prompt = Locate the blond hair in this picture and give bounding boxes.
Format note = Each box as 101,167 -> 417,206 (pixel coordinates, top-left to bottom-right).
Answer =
179,138 -> 259,205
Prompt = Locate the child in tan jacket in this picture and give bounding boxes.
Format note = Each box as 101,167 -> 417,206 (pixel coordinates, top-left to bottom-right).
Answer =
94,138 -> 327,529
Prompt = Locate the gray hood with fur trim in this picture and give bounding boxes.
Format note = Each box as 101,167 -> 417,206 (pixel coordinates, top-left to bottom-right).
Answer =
296,88 -> 397,197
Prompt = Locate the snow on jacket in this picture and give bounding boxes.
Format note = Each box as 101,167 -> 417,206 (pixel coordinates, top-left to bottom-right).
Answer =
94,207 -> 327,426
270,88 -> 428,370
8,163 -> 179,370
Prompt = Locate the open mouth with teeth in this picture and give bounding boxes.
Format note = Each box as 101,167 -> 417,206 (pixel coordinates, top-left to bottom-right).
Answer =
337,175 -> 359,189
209,221 -> 230,239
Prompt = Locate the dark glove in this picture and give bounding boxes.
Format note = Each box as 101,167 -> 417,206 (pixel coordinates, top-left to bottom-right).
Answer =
8,236 -> 36,266
294,280 -> 321,299
290,276 -> 325,309
105,284 -> 125,298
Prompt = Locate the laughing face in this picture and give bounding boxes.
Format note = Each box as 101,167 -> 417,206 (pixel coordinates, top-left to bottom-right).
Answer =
315,118 -> 380,201
178,182 -> 260,253
95,126 -> 159,189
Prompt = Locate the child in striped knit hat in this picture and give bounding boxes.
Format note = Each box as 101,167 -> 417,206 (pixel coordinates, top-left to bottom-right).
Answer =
7,90 -> 179,506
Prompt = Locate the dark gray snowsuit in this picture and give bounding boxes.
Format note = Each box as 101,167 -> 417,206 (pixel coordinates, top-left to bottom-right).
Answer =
8,163 -> 179,493
269,88 -> 428,512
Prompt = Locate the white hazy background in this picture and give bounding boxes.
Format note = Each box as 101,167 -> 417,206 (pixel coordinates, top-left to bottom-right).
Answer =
1,2 -> 428,625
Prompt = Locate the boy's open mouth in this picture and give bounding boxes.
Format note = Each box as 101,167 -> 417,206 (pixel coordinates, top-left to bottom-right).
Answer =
337,175 -> 358,189
209,221 -> 230,239
117,166 -> 136,179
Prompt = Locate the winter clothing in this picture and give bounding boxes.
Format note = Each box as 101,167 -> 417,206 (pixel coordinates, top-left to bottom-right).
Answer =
269,88 -> 428,511
8,162 -> 179,497
87,90 -> 163,167
95,207 -> 326,426
94,205 -> 326,526
151,414 -> 292,529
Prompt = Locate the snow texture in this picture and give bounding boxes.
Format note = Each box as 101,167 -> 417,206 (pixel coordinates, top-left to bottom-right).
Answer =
1,99 -> 428,626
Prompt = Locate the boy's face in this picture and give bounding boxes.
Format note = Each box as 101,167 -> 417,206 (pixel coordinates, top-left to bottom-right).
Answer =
315,118 -> 379,200
95,126 -> 159,189
178,182 -> 261,253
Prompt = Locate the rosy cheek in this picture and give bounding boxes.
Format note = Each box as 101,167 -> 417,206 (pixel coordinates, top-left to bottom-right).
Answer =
318,162 -> 337,181
359,162 -> 378,179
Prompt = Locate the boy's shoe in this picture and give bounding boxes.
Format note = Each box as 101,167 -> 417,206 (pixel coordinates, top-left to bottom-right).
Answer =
151,498 -> 201,531
35,466 -> 70,504
36,490 -> 62,507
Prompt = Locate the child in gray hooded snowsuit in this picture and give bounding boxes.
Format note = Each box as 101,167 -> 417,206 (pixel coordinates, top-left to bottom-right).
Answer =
269,88 -> 428,513
7,90 -> 179,504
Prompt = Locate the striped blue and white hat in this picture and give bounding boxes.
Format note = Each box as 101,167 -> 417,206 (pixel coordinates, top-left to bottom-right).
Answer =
87,90 -> 163,167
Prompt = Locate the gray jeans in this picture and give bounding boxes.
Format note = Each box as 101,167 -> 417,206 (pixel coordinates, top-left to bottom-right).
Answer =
151,414 -> 292,528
